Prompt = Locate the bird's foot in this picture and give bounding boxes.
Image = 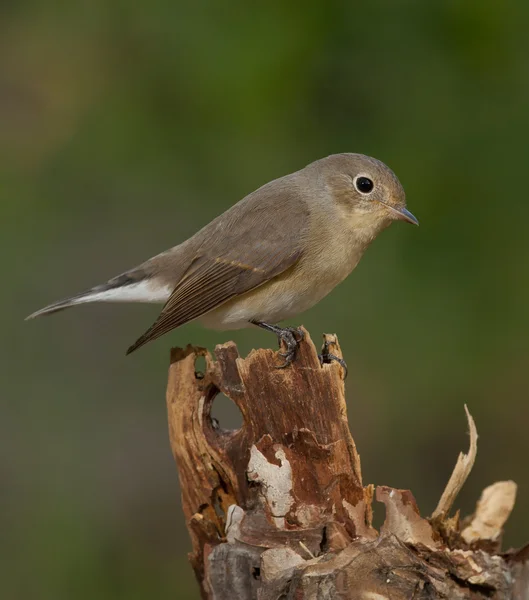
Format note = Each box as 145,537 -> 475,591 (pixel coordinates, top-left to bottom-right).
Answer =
250,321 -> 304,369
276,326 -> 304,368
319,339 -> 348,378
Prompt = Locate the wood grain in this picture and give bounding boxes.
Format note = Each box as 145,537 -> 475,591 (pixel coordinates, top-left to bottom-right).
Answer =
166,329 -> 527,599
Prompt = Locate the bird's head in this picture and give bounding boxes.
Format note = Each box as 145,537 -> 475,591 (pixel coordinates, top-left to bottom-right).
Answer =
314,153 -> 418,233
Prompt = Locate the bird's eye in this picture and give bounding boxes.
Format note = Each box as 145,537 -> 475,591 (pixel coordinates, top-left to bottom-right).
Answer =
355,176 -> 374,194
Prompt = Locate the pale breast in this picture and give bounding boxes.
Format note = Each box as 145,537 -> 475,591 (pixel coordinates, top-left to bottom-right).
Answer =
200,190 -> 388,330
201,213 -> 371,330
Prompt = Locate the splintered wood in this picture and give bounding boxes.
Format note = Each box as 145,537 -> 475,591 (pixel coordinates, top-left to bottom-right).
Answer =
166,329 -> 528,599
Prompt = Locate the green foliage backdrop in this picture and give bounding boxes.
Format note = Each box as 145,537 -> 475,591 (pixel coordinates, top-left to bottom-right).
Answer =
2,2 -> 528,598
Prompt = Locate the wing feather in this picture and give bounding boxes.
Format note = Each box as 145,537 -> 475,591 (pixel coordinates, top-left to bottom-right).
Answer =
126,180 -> 309,354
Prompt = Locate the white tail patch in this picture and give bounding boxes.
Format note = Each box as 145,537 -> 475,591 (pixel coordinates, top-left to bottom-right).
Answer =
25,279 -> 173,320
84,280 -> 172,304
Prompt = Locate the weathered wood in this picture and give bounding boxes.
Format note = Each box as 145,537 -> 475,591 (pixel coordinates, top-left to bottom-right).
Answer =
166,328 -> 528,599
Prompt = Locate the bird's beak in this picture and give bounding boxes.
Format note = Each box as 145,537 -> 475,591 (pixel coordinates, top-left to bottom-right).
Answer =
394,207 -> 419,226
383,204 -> 419,225
377,200 -> 419,225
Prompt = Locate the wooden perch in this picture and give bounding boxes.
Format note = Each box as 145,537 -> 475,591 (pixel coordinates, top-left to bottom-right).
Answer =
166,328 -> 528,599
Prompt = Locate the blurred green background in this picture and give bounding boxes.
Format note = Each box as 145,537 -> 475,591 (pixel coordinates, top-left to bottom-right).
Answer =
2,1 -> 529,598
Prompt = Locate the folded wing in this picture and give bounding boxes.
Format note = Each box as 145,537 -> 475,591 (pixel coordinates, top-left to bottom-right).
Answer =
126,184 -> 309,354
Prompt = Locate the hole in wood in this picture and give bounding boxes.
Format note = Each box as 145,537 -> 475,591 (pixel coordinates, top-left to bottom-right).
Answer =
370,499 -> 386,533
210,391 -> 243,431
194,355 -> 206,379
320,525 -> 328,553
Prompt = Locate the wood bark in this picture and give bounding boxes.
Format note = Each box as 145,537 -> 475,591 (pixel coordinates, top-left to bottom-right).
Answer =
165,328 -> 528,599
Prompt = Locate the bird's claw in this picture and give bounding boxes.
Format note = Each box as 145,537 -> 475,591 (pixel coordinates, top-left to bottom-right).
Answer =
319,339 -> 348,378
274,327 -> 303,369
250,320 -> 304,369
276,351 -> 297,369
284,326 -> 304,343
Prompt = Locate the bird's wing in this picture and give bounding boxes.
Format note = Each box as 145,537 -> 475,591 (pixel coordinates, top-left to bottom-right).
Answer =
126,185 -> 309,354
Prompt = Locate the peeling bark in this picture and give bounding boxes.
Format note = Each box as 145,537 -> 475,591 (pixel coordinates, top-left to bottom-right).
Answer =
165,329 -> 528,599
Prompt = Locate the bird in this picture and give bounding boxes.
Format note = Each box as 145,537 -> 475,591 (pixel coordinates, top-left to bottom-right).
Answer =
26,153 -> 418,367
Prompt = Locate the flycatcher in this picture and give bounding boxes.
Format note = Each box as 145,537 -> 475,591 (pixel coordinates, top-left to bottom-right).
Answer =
27,153 -> 418,366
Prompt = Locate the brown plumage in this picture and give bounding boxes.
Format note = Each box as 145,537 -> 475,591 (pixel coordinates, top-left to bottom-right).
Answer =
26,153 -> 418,358
125,182 -> 308,353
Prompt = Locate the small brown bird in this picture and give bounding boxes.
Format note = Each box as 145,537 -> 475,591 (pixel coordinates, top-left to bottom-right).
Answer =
26,153 -> 418,365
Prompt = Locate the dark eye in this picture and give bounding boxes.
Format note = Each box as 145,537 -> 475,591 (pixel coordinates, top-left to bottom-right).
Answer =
355,176 -> 374,194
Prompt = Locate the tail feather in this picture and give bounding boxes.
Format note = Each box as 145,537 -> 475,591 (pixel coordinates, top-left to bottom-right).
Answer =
25,290 -> 99,320
25,277 -> 132,320
25,272 -> 171,320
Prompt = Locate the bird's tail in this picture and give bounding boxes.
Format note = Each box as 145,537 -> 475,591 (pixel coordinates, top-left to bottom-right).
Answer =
25,290 -> 99,319
25,272 -> 169,320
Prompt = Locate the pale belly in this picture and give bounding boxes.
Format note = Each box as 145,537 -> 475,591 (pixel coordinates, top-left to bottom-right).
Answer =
199,206 -> 384,331
200,255 -> 358,330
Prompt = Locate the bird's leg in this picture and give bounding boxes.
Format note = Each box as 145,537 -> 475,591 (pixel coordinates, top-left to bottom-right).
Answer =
250,320 -> 304,368
318,338 -> 348,378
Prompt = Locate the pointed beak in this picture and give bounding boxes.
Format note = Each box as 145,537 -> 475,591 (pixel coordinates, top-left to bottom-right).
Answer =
392,206 -> 419,226
377,200 -> 419,225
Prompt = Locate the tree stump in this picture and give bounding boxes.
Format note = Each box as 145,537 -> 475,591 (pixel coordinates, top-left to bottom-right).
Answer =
165,328 -> 528,599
